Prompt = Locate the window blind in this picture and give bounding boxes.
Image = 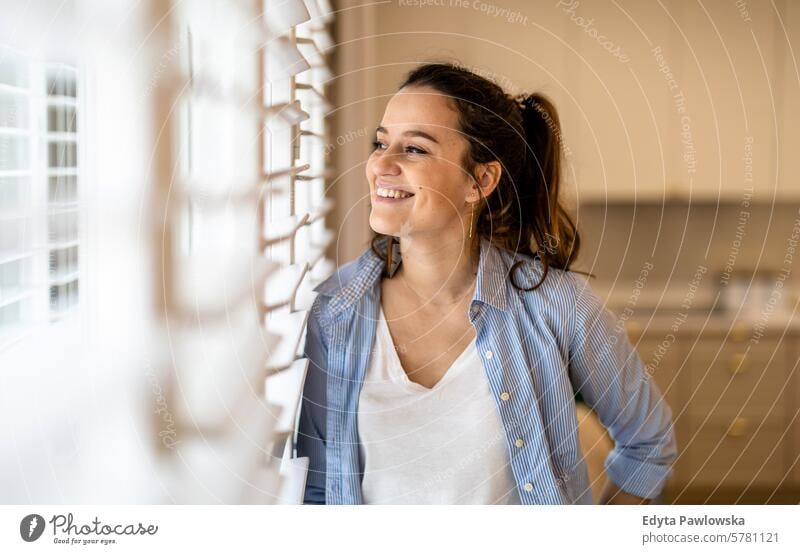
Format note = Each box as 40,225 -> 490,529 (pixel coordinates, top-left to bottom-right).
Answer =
0,48 -> 81,348
152,0 -> 336,504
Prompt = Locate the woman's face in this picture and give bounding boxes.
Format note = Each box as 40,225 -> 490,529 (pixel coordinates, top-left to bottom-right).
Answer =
366,85 -> 477,240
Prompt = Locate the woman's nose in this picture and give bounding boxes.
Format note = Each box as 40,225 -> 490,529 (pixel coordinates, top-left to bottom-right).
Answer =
370,144 -> 403,175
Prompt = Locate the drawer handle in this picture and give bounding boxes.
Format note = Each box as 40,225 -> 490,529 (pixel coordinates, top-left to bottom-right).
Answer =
626,322 -> 641,340
731,324 -> 749,342
728,353 -> 748,375
727,417 -> 749,437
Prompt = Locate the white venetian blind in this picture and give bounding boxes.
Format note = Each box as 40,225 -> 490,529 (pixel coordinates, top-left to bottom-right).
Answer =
0,47 -> 81,348
151,0 -> 336,504
45,63 -> 80,322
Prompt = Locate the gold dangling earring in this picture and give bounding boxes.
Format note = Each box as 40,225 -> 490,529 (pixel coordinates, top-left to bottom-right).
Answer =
468,203 -> 474,239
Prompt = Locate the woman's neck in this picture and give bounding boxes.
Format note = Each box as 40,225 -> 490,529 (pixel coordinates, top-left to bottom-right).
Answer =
392,235 -> 480,307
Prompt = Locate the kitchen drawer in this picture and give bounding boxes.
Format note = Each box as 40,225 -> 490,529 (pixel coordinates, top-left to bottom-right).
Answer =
668,421 -> 692,485
672,415 -> 788,488
688,339 -> 788,419
790,340 -> 800,487
635,337 -> 686,417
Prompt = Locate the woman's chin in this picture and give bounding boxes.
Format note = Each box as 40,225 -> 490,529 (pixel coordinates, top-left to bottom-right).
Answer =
369,216 -> 403,236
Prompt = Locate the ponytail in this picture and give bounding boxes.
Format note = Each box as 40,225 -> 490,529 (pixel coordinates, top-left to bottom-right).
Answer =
509,92 -> 587,290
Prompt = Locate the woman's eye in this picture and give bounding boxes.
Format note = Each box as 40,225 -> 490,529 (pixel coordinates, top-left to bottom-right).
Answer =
370,140 -> 426,156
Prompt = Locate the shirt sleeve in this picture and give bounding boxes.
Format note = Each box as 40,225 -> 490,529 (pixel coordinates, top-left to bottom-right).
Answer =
296,293 -> 329,504
567,272 -> 678,500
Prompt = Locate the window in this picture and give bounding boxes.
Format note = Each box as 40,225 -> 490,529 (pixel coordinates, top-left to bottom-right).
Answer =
46,63 -> 80,321
0,0 -> 335,505
0,47 -> 80,348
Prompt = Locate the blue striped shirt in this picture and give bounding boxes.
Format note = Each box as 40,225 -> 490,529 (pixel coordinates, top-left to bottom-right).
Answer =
297,235 -> 677,504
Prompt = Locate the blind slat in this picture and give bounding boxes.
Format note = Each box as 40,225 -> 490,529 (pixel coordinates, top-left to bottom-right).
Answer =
262,262 -> 308,312
277,454 -> 310,504
265,37 -> 310,81
264,308 -> 309,371
266,99 -> 310,124
265,356 -> 309,435
263,213 -> 309,246
263,0 -> 311,38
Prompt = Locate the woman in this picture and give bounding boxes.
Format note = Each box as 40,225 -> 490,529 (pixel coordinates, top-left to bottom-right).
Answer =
297,62 -> 677,505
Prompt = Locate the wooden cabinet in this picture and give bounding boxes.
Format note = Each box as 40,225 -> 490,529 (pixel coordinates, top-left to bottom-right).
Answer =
634,329 -> 798,500
631,334 -> 692,489
566,0 -> 796,202
687,339 -> 788,420
791,338 -> 800,487
680,415 -> 787,489
633,335 -> 686,417
678,336 -> 791,489
563,0 -> 679,202
672,0 -> 783,201
777,0 -> 800,199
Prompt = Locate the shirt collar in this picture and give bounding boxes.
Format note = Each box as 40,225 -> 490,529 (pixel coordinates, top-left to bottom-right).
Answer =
314,235 -> 510,319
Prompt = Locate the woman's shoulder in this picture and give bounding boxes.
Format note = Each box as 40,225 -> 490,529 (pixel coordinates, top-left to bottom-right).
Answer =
311,258 -> 361,297
310,240 -> 384,297
498,247 -> 586,300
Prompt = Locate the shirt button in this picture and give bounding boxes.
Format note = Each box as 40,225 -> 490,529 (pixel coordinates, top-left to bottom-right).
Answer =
484,350 -> 493,359
523,482 -> 534,492
471,304 -> 480,314
500,391 -> 510,401
515,438 -> 524,448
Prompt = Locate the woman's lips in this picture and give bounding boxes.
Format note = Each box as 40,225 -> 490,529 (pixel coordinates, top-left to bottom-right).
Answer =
373,191 -> 415,204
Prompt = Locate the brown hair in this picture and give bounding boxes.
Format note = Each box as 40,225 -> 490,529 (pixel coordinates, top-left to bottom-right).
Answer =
370,62 -> 593,290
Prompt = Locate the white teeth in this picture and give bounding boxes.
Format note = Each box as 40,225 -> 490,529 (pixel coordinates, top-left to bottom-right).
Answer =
377,187 -> 413,199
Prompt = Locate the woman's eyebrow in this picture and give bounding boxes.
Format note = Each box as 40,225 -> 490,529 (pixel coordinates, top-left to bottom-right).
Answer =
375,125 -> 440,144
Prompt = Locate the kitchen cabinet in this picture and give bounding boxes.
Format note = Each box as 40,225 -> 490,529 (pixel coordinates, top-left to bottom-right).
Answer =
777,0 -> 800,199
563,0 -> 679,202
629,321 -> 799,502
632,334 -> 687,416
791,337 -> 800,488
679,415 -> 787,489
687,338 -> 788,420
673,0 -> 782,202
678,336 -> 790,489
567,0 -> 796,202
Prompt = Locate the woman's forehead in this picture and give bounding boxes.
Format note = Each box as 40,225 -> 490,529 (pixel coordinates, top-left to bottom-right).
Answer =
381,87 -> 461,138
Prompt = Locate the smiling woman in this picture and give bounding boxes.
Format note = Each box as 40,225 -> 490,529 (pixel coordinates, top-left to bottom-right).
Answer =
366,63 -> 584,291
297,62 -> 677,505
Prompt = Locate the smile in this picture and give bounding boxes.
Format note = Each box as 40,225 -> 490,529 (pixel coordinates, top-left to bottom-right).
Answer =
376,187 -> 415,199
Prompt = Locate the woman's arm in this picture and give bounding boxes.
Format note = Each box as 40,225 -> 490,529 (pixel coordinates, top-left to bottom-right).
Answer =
296,294 -> 329,504
567,272 -> 678,503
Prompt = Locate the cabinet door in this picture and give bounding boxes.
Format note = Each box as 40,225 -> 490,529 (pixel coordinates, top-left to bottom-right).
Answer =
634,335 -> 687,421
676,415 -> 787,489
680,335 -> 791,491
777,0 -> 800,199
564,0 -> 678,202
634,334 -> 689,485
687,337 -> 787,420
673,0 -> 781,201
790,336 -> 800,487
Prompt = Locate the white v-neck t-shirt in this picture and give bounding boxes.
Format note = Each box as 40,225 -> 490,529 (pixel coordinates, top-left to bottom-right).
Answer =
357,305 -> 521,504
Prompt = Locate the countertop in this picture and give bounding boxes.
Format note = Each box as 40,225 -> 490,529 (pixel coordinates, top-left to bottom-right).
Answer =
593,282 -> 800,336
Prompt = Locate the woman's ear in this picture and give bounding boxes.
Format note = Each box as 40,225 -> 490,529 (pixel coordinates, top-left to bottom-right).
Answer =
475,161 -> 502,199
